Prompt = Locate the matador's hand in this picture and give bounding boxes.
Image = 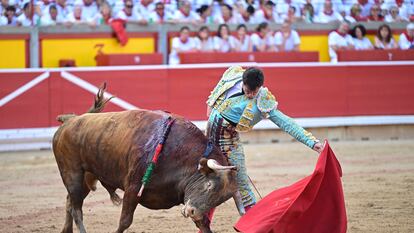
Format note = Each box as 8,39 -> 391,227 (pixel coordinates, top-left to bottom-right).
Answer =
313,142 -> 324,153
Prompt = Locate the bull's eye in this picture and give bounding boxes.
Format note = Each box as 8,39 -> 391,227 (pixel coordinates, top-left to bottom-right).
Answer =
206,181 -> 213,190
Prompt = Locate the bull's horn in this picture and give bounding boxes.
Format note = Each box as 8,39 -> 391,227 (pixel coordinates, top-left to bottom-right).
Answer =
206,159 -> 236,170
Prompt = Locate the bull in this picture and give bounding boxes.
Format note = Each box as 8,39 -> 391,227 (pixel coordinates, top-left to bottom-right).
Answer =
53,84 -> 241,233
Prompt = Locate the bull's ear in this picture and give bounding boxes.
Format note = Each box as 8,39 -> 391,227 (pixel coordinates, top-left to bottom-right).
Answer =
198,158 -> 214,175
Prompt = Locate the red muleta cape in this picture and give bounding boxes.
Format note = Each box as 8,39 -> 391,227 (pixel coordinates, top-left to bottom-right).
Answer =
234,141 -> 347,233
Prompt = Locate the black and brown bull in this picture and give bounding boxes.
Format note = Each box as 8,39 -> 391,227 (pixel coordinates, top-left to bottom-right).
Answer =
53,84 -> 242,233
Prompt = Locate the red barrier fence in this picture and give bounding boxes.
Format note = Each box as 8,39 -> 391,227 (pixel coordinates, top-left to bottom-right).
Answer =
337,49 -> 414,61
95,53 -> 164,66
1,62 -> 414,129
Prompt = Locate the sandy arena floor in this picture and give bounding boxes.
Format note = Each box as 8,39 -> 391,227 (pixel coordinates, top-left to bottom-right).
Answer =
0,140 -> 413,233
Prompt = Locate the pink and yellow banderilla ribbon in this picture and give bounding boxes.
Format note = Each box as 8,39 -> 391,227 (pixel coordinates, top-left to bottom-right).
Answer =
138,117 -> 175,197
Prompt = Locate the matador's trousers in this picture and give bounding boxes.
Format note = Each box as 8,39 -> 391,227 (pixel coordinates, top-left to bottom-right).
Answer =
206,114 -> 256,208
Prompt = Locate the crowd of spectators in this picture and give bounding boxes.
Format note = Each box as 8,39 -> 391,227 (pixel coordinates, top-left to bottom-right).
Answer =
168,21 -> 414,64
0,0 -> 413,26
328,22 -> 413,61
168,22 -> 301,64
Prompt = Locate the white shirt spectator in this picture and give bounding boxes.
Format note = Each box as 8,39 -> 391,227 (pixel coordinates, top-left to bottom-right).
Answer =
108,0 -> 124,15
172,9 -> 201,22
250,33 -> 274,51
169,37 -> 197,65
116,9 -> 142,21
384,13 -> 408,22
254,9 -> 283,23
351,0 -> 372,17
399,33 -> 414,50
66,8 -> 85,23
154,0 -> 177,15
40,13 -> 57,25
375,37 -> 397,49
274,30 -> 301,51
213,13 -> 240,24
0,11 -> 18,25
80,1 -> 98,21
134,2 -> 155,21
274,1 -> 289,19
55,3 -> 73,23
0,16 -> 7,25
344,15 -> 357,23
193,37 -> 215,51
236,13 -> 261,24
16,13 -> 32,26
352,37 -> 373,50
315,10 -> 343,23
190,0 -> 213,11
148,10 -> 173,23
35,0 -> 53,16
231,34 -> 251,52
213,36 -> 236,52
328,30 -> 354,62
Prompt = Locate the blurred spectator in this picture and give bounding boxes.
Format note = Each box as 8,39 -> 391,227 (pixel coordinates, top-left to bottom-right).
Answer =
301,3 -> 315,23
169,26 -> 197,65
148,2 -> 173,23
315,0 -> 343,23
55,0 -> 72,23
374,24 -> 398,49
0,0 -> 9,16
35,0 -> 53,16
157,0 -> 178,16
94,2 -> 112,25
115,0 -> 143,23
231,23 -> 252,52
350,24 -> 373,50
40,4 -> 59,25
193,25 -> 214,51
66,5 -> 84,24
236,4 -> 259,24
237,0 -> 259,10
80,0 -> 99,21
285,6 -> 302,23
399,23 -> 414,50
385,5 -> 407,22
394,0 -> 411,20
367,4 -> 384,21
107,0 -> 124,15
250,22 -> 274,52
16,2 -> 34,26
214,4 -> 239,24
356,0 -> 372,17
328,22 -> 354,62
0,5 -> 17,25
196,4 -> 214,24
172,0 -> 201,23
191,0 -> 214,12
255,0 -> 282,23
213,23 -> 236,52
274,21 -> 301,51
135,0 -> 155,24
345,3 -> 367,23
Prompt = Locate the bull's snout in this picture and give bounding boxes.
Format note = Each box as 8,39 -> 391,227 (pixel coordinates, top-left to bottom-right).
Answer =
181,200 -> 203,221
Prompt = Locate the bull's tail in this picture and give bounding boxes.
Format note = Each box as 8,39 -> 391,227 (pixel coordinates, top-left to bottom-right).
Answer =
57,82 -> 114,123
84,172 -> 122,206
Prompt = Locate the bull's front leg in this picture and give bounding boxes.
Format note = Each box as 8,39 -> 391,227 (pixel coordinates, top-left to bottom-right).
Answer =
194,215 -> 213,233
115,187 -> 139,233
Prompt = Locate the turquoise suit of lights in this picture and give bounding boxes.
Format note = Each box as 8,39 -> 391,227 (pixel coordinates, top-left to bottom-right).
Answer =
206,66 -> 319,208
